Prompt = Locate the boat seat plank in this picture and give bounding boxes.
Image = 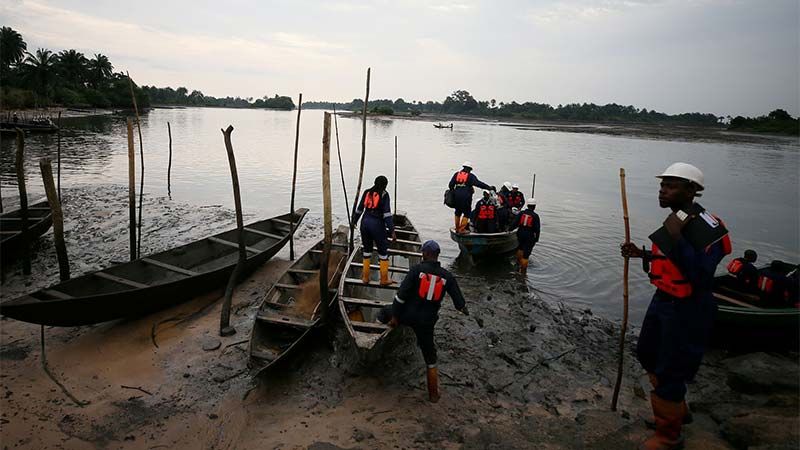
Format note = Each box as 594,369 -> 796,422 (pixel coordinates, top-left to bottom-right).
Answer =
275,283 -> 301,290
207,236 -> 260,254
42,289 -> 73,300
387,248 -> 422,258
288,268 -> 318,275
262,301 -> 290,309
272,218 -> 300,227
94,272 -> 149,289
340,296 -> 392,308
350,262 -> 409,274
344,278 -> 399,290
713,292 -> 762,310
244,227 -> 283,240
257,311 -> 314,328
394,238 -> 422,246
141,258 -> 198,276
394,229 -> 418,235
0,230 -> 17,235
350,320 -> 390,331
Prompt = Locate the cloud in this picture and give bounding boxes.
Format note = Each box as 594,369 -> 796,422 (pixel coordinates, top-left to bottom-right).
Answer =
525,0 -> 664,25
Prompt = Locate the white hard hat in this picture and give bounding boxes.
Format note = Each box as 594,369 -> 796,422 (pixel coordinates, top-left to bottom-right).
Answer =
462,161 -> 473,169
656,162 -> 704,191
527,198 -> 537,206
503,181 -> 512,190
512,183 -> 519,189
482,189 -> 490,195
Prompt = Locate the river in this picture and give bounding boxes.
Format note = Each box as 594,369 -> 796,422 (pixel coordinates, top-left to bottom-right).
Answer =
1,107 -> 798,323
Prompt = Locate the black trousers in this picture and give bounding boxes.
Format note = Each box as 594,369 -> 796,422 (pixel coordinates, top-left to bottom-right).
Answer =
379,306 -> 438,366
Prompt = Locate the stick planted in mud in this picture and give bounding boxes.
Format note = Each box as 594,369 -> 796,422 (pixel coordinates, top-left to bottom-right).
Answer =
333,106 -> 352,231
39,158 -> 69,281
531,173 -> 536,199
349,67 -> 370,254
57,111 -> 62,201
611,167 -> 631,412
15,128 -> 31,275
319,112 -> 333,324
394,135 -> 398,214
289,93 -> 302,260
127,118 -> 137,262
219,125 -> 245,337
167,121 -> 172,198
127,71 -> 145,258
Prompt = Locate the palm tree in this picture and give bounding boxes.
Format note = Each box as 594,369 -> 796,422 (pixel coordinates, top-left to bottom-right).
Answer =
57,49 -> 88,88
87,53 -> 113,89
0,27 -> 27,71
22,48 -> 57,100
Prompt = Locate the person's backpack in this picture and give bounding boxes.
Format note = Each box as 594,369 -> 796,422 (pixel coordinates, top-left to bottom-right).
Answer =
443,189 -> 455,208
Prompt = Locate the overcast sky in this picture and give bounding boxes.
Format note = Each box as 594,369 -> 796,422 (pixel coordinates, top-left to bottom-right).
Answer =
2,0 -> 798,116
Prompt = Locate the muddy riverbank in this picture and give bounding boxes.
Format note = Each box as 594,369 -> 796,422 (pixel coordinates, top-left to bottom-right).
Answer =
1,187 -> 798,449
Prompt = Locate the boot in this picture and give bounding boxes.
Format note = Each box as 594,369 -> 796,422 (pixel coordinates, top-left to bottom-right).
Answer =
640,393 -> 685,450
645,401 -> 693,429
379,259 -> 394,286
459,217 -> 471,234
361,258 -> 371,284
454,216 -> 461,233
516,249 -> 524,267
426,366 -> 440,403
520,258 -> 529,275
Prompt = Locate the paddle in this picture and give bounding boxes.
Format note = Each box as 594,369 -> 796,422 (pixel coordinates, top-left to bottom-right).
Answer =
611,168 -> 630,411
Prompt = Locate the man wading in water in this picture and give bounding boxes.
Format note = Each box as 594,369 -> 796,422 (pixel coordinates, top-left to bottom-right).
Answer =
621,162 -> 731,450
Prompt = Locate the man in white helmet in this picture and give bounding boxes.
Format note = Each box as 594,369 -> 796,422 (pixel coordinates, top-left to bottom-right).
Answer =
621,162 -> 731,450
447,162 -> 494,234
510,197 -> 540,274
496,181 -> 513,230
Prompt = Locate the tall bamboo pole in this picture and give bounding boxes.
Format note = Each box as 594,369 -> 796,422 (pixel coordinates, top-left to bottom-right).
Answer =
394,136 -> 398,214
333,107 -> 352,231
289,93 -> 302,260
532,173 -> 536,198
127,119 -> 137,262
611,167 -> 631,411
15,129 -> 30,275
127,72 -> 145,258
219,125 -> 245,336
56,111 -> 62,202
39,158 -> 69,281
349,67 -> 370,253
167,121 -> 172,198
319,112 -> 333,324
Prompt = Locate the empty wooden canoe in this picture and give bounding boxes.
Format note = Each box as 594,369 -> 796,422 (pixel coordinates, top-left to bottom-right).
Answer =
0,200 -> 52,263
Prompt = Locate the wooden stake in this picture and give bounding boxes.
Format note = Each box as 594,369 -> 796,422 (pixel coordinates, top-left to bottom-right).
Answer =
56,111 -> 62,202
532,173 -> 536,198
349,67 -> 370,253
319,112 -> 333,324
289,93 -> 302,260
127,72 -> 145,258
0,178 -> 3,213
611,167 -> 631,411
39,158 -> 69,281
394,136 -> 398,214
219,125 -> 244,336
167,121 -> 172,198
333,106 -> 352,231
127,119 -> 137,262
15,129 -> 30,275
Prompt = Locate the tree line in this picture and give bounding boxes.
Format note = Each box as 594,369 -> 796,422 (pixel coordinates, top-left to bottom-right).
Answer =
728,109 -> 799,136
140,86 -> 295,110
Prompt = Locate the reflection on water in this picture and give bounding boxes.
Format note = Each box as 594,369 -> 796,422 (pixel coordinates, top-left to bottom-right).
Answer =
1,108 -> 798,323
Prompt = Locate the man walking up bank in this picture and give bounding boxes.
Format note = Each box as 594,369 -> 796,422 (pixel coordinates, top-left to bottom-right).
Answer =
621,162 -> 731,450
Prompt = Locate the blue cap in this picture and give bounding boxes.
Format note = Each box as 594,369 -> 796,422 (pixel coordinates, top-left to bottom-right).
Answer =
421,240 -> 440,254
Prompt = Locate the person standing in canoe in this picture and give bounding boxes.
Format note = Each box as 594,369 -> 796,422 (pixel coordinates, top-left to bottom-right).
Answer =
448,162 -> 494,234
510,198 -> 540,275
621,162 -> 731,450
378,240 -> 469,403
352,175 -> 396,286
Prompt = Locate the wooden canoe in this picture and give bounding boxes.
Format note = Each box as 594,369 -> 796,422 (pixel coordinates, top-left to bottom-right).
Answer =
249,226 -> 350,373
0,200 -> 52,262
449,227 -> 518,257
0,209 -> 308,326
337,213 -> 422,357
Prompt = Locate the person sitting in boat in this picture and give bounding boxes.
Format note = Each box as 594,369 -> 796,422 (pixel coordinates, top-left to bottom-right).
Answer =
472,190 -> 498,233
757,261 -> 796,306
726,249 -> 758,292
510,198 -> 540,275
352,175 -> 396,286
621,162 -> 731,450
448,161 -> 494,234
496,182 -> 512,231
507,183 -> 526,209
377,240 -> 469,403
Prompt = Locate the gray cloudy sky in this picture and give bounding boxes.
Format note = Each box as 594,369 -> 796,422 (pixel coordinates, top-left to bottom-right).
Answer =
2,0 -> 798,116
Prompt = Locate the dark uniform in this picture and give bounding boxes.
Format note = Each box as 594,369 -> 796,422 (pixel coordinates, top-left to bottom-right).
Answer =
507,190 -> 525,209
353,188 -> 394,283
472,197 -> 498,233
726,257 -> 758,292
448,168 -> 492,232
497,187 -> 511,230
510,206 -> 540,274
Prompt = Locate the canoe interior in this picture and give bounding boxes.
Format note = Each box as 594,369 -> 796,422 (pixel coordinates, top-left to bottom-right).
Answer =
0,200 -> 51,239
338,213 -> 422,351
249,227 -> 350,370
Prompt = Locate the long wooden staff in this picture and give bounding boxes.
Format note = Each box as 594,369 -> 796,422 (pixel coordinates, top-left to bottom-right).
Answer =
348,67 -> 370,254
289,93 -> 302,260
611,167 -> 630,411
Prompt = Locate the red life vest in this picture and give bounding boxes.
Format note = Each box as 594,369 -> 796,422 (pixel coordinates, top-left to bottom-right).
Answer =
363,191 -> 380,210
418,272 -> 446,302
477,204 -> 495,220
455,171 -> 469,185
757,275 -> 774,293
520,212 -> 536,228
509,192 -> 524,208
727,259 -> 744,275
648,243 -> 693,298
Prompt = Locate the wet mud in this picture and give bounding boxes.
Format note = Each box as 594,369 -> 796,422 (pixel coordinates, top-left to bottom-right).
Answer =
1,186 -> 798,449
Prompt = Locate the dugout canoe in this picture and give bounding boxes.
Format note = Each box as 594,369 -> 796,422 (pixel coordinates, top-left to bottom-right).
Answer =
338,213 -> 422,357
0,200 -> 52,263
249,227 -> 349,374
0,209 -> 308,326
449,227 -> 518,258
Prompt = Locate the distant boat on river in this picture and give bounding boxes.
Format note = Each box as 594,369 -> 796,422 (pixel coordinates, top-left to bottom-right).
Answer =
434,123 -> 453,129
0,117 -> 59,134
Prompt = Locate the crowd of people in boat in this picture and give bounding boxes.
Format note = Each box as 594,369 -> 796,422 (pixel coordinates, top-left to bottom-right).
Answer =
726,249 -> 799,307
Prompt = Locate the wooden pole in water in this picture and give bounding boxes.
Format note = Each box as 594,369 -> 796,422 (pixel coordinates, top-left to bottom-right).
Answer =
0,178 -> 3,213
531,173 -> 536,198
127,72 -> 145,258
611,167 -> 631,412
319,112 -> 333,324
39,158 -> 69,281
127,119 -> 137,262
332,106 -> 352,231
56,111 -> 62,202
15,129 -> 31,275
219,125 -> 245,337
349,67 -> 370,254
167,121 -> 172,198
289,93 -> 302,260
394,136 -> 398,214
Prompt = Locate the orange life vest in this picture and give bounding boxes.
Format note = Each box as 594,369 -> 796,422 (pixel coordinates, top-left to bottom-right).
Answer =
757,275 -> 774,293
363,191 -> 380,210
509,192 -> 524,208
418,272 -> 446,302
477,204 -> 495,220
520,212 -> 535,228
455,171 -> 469,185
727,259 -> 744,275
648,243 -> 693,298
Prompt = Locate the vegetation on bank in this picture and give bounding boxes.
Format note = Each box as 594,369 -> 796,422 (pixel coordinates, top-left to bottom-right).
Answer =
140,86 -> 294,110
728,109 -> 799,136
0,27 -> 148,110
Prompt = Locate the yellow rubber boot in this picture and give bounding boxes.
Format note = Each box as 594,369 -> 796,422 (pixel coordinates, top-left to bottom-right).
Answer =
516,249 -> 524,267
460,217 -> 471,234
520,258 -> 529,275
379,259 -> 394,286
361,258 -> 371,284
454,215 -> 461,233
426,366 -> 440,403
